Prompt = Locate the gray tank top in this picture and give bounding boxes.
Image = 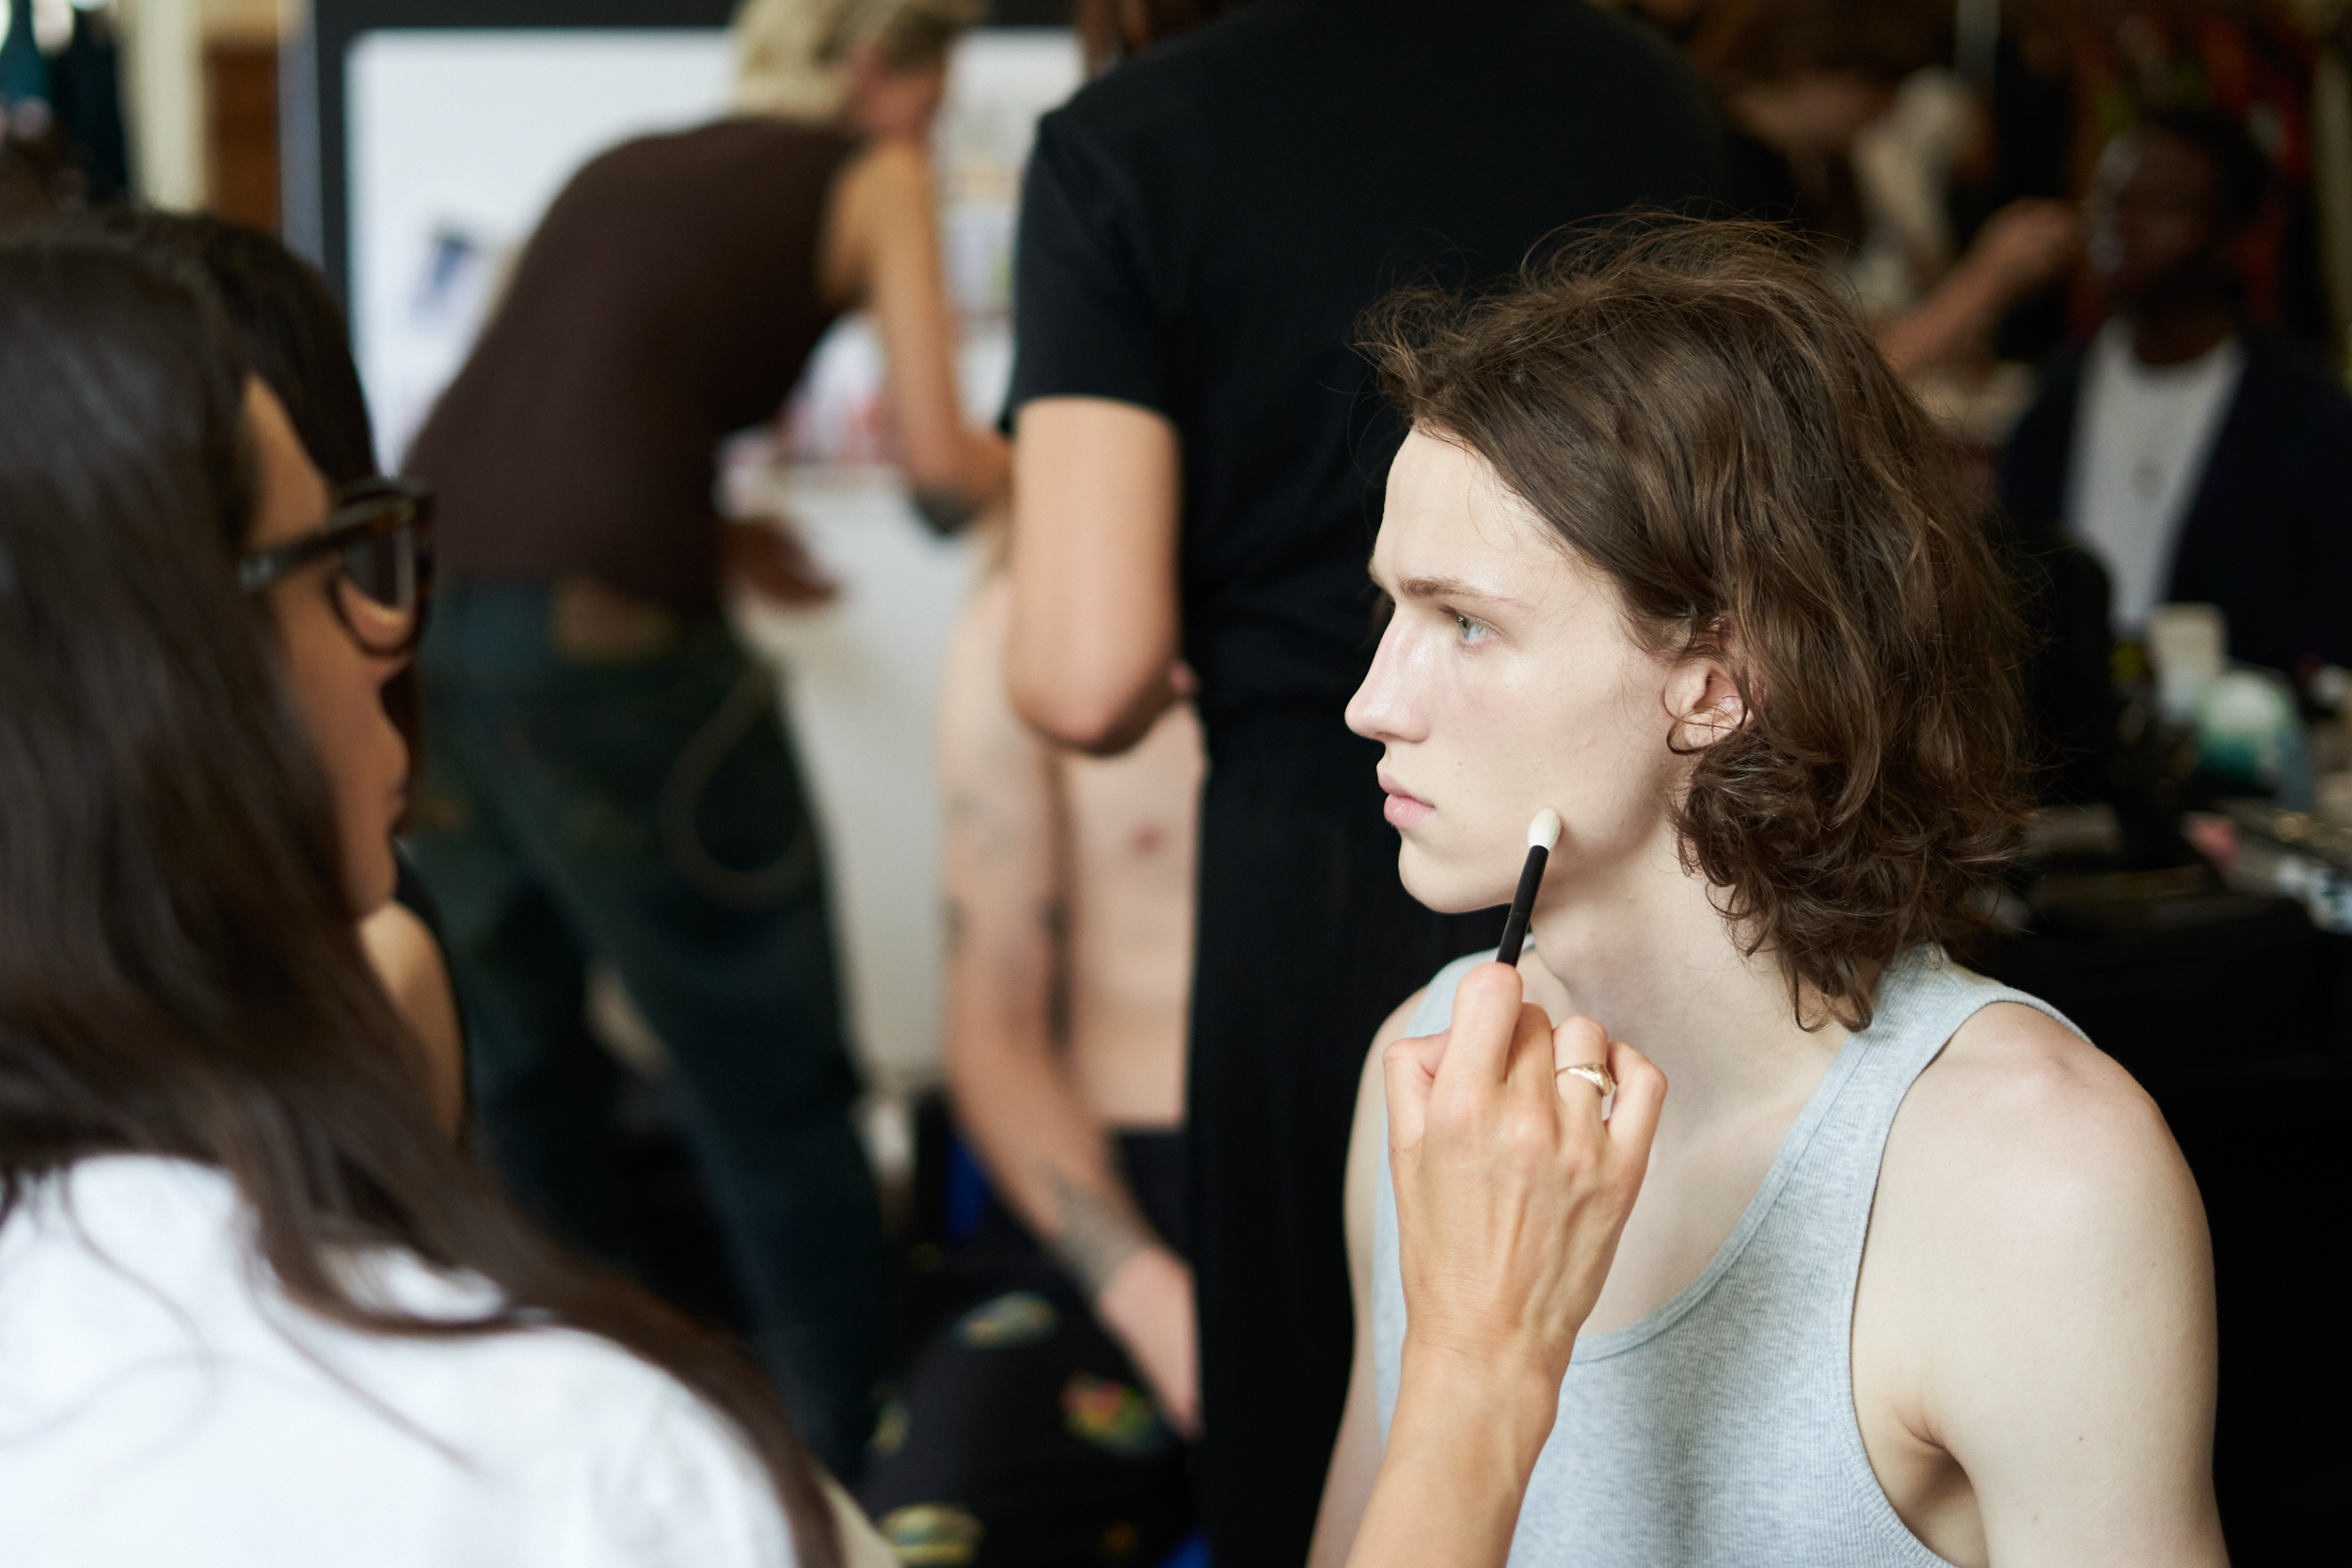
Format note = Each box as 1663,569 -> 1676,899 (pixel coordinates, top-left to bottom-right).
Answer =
1373,946 -> 2077,1566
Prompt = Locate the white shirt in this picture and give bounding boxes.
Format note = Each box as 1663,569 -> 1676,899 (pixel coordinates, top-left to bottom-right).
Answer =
2065,319 -> 2248,633
0,1157 -> 880,1568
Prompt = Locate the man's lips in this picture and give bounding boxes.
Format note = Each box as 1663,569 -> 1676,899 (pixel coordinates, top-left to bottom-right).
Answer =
1379,773 -> 1434,829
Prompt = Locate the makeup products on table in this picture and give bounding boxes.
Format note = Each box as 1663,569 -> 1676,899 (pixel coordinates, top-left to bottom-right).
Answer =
1496,808 -> 1561,967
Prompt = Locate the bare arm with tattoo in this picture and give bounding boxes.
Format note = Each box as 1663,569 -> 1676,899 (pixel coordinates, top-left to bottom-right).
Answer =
938,572 -> 1199,1432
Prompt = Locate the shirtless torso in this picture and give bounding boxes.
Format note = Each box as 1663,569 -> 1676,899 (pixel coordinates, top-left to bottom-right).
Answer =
1058,700 -> 1200,1130
937,569 -> 1203,1425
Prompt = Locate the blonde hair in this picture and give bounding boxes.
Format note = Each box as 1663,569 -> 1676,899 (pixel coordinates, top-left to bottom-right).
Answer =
730,0 -> 978,121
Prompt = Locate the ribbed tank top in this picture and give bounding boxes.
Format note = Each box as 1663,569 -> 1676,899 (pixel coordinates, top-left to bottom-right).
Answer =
1373,946 -> 2078,1566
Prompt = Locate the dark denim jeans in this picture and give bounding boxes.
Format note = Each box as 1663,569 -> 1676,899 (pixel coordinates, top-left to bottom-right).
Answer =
409,583 -> 887,1474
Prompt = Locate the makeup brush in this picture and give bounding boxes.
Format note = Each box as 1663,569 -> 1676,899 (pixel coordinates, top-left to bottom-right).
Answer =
1495,808 -> 1561,967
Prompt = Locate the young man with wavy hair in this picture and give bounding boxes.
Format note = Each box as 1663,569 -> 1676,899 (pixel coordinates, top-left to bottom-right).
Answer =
1311,223 -> 2225,1568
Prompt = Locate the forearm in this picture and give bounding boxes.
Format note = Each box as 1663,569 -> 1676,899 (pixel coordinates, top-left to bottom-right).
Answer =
1876,259 -> 2011,378
880,337 -> 1007,509
1347,1352 -> 1557,1568
947,1016 -> 1162,1293
857,139 -> 1009,513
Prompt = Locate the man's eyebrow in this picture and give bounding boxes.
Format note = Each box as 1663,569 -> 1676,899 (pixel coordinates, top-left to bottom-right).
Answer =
1380,572 -> 1531,608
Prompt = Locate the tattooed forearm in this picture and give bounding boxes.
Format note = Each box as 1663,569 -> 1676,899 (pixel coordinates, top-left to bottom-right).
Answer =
946,787 -> 1036,860
1045,1166 -> 1155,1301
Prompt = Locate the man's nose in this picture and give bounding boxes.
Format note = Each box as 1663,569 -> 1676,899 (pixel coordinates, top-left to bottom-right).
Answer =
1345,623 -> 1417,743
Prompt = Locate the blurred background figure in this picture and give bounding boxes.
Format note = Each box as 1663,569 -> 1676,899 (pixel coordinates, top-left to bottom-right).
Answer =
2003,106 -> 2352,682
1689,0 -> 2080,394
0,0 -> 125,222
858,552 -> 1204,1565
399,0 -> 1008,1476
998,2 -> 1718,1560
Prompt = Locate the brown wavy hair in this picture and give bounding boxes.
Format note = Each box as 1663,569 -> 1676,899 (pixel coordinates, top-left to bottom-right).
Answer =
1363,220 -> 2027,1029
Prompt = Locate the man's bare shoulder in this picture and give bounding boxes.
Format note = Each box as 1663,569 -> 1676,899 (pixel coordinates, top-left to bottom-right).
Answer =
1352,989 -> 1429,1157
1890,997 -> 2196,1243
1377,987 -> 1429,1052
1346,985 -> 1429,1279
1864,1000 -> 2223,1560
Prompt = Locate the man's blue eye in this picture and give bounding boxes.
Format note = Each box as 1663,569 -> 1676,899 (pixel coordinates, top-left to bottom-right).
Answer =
1454,612 -> 1489,644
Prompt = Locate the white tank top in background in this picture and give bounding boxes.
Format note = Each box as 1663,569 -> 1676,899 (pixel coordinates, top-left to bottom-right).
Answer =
0,1156 -> 887,1568
1373,947 -> 2079,1567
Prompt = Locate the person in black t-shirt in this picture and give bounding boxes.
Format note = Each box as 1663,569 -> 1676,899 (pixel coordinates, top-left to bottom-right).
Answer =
998,4 -> 1718,1560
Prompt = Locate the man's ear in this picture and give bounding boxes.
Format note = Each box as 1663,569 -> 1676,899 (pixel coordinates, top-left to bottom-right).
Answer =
1669,657 -> 1751,752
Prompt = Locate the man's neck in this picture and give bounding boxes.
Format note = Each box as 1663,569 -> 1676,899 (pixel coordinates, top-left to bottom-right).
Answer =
2122,297 -> 2235,369
1520,847 -> 1850,1133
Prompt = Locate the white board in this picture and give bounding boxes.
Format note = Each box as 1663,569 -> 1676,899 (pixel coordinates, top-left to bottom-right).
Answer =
347,28 -> 735,467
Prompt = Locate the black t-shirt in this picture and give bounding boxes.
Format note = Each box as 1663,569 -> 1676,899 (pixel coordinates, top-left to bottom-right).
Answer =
1007,0 -> 1721,731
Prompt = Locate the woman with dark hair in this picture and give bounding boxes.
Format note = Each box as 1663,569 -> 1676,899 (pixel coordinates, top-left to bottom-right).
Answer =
1310,223 -> 2226,1566
89,205 -> 467,1135
0,231 -> 889,1565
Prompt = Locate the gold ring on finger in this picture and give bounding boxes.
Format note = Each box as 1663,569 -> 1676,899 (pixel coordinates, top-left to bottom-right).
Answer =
1555,1062 -> 1615,1097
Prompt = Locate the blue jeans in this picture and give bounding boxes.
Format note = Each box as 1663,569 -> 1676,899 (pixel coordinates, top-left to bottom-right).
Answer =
409,583 -> 886,1473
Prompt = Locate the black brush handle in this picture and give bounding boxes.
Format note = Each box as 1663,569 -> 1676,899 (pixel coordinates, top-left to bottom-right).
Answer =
1494,844 -> 1548,968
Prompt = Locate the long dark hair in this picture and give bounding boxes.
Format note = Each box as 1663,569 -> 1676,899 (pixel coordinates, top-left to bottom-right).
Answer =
84,209 -> 382,485
0,233 -> 841,1568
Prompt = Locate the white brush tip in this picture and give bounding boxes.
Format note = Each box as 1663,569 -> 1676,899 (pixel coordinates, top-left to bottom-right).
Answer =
1527,808 -> 1562,853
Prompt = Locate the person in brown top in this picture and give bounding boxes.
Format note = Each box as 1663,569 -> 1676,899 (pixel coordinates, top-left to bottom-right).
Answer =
402,0 -> 1006,1478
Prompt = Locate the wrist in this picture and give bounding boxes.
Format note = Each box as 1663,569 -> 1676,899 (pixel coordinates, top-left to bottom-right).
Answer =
1093,1242 -> 1180,1319
1394,1338 -> 1563,1469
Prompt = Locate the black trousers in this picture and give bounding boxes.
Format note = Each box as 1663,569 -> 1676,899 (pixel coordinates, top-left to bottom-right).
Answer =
1190,710 -> 1502,1568
859,1132 -> 1198,1567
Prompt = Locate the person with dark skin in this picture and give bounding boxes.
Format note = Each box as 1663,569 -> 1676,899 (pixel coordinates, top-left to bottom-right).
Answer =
2098,126 -> 2249,365
2002,109 -> 2352,679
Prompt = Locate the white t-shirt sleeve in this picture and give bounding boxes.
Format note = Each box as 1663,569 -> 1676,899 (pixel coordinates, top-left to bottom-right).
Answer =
524,1376 -> 799,1568
823,1476 -> 903,1568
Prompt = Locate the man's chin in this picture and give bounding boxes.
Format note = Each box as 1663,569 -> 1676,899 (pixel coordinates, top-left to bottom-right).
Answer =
1395,845 -> 1510,917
